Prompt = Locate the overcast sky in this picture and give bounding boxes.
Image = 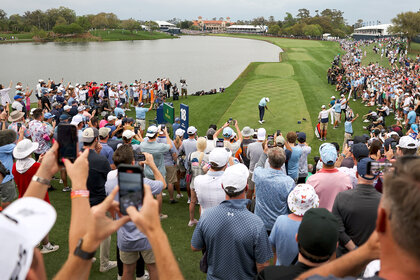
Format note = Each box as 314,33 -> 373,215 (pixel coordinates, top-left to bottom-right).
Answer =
2,0 -> 419,25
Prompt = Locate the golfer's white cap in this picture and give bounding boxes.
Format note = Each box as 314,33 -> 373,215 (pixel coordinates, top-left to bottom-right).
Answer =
321,105 -> 326,109
257,128 -> 266,141
0,197 -> 56,280
331,96 -> 336,99
341,94 -> 345,98
265,97 -> 270,102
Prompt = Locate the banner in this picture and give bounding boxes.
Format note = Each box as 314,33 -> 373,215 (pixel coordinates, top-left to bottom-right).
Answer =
180,103 -> 189,139
163,103 -> 175,124
156,104 -> 164,124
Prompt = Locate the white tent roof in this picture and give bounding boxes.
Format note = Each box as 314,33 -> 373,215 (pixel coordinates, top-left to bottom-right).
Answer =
354,24 -> 392,31
154,21 -> 175,27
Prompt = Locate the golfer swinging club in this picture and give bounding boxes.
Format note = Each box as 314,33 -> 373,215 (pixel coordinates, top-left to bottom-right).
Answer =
258,97 -> 270,124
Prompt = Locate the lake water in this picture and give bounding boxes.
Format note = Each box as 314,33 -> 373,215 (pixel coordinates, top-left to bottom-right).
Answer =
0,36 -> 281,101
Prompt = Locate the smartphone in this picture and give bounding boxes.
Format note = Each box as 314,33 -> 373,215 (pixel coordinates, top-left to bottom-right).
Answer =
216,139 -> 224,147
17,123 -> 22,131
228,118 -> 232,124
57,124 -> 78,166
276,130 -> 281,135
134,126 -> 139,135
267,135 -> 275,148
134,152 -> 146,162
160,124 -> 166,130
118,164 -> 144,215
367,161 -> 393,175
390,141 -> 397,152
347,139 -> 354,148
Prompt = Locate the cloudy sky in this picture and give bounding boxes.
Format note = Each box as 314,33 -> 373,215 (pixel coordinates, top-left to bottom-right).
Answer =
2,0 -> 419,25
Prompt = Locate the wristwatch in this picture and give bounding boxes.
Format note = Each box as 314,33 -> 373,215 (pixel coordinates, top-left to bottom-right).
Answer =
31,175 -> 51,186
74,238 -> 96,260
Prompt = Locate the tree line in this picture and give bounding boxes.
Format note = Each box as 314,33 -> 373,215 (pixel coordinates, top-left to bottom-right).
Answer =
0,6 -> 147,36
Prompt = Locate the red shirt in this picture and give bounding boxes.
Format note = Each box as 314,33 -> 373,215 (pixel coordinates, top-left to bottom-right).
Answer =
12,162 -> 50,203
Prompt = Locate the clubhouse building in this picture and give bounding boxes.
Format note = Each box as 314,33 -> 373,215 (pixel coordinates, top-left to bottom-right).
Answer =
352,24 -> 393,40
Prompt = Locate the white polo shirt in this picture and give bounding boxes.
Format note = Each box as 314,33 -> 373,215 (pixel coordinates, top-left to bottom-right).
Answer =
194,170 -> 226,216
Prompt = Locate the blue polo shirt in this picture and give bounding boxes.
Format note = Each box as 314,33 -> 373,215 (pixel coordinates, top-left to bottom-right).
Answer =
114,107 -> 125,118
135,107 -> 149,119
100,142 -> 114,164
191,199 -> 273,280
407,110 -> 416,124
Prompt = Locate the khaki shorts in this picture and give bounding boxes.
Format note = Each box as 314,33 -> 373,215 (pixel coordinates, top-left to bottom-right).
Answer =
120,249 -> 155,264
165,165 -> 177,184
136,119 -> 146,130
320,122 -> 328,130
247,172 -> 255,190
335,112 -> 341,122
0,180 -> 17,203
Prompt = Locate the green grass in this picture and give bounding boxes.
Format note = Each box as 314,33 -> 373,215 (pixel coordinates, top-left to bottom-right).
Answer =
40,35 -> 387,279
89,29 -> 175,41
0,32 -> 34,42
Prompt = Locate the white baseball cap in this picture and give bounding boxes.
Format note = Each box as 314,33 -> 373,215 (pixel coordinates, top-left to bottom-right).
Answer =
209,147 -> 231,168
122,130 -> 136,139
107,115 -> 117,121
221,163 -> 249,193
265,97 -> 270,102
0,197 -> 56,280
397,136 -> 418,149
175,128 -> 185,137
70,115 -> 83,126
63,105 -> 71,111
146,125 -> 158,137
331,96 -> 336,99
187,126 -> 197,135
257,128 -> 266,141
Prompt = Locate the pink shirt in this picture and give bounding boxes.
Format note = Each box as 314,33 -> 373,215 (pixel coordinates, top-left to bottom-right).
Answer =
306,168 -> 352,211
99,120 -> 108,128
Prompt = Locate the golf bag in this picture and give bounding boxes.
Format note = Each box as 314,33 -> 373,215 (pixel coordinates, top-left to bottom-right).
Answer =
315,122 -> 321,139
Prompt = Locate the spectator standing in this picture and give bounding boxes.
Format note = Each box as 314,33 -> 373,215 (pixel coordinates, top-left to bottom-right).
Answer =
306,143 -> 352,211
28,109 -> 53,160
333,157 -> 382,256
82,127 -> 116,272
246,128 -> 266,199
285,132 -> 302,182
258,208 -> 339,279
191,164 -> 273,280
296,132 -> 311,183
269,184 -> 319,266
254,146 -> 295,234
179,126 -> 198,203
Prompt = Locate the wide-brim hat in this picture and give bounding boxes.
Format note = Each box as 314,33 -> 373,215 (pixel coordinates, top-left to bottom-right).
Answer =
241,126 -> 254,137
288,184 -> 319,216
8,111 -> 25,122
13,139 -> 39,159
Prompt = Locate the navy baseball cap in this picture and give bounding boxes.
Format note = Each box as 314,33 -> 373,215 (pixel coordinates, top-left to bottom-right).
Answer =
357,157 -> 377,180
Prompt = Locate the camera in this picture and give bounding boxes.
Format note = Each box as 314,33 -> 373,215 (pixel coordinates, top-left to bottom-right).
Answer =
180,79 -> 186,84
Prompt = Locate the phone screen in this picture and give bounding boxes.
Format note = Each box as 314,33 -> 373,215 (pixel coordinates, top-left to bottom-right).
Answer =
267,135 -> 274,147
57,124 -> 78,166
216,139 -> 224,147
118,165 -> 144,215
347,140 -> 354,148
367,161 -> 392,175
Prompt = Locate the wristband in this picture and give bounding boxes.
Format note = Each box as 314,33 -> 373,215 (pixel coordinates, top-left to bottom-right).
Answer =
341,153 -> 346,158
31,175 -> 51,186
71,190 -> 90,199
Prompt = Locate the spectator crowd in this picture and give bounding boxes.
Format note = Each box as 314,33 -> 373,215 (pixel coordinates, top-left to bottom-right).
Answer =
0,37 -> 420,280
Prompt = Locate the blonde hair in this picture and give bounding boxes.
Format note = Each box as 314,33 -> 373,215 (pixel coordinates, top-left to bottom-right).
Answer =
196,137 -> 207,164
174,135 -> 183,150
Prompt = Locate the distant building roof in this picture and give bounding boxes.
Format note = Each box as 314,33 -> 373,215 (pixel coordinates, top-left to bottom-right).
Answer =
154,21 -> 176,27
227,25 -> 265,29
354,24 -> 392,32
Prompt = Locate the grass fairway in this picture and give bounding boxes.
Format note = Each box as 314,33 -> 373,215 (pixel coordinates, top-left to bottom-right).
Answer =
90,29 -> 175,41
41,36 -> 392,279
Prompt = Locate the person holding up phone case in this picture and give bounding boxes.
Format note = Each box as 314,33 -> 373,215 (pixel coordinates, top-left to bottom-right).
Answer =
104,144 -> 166,280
